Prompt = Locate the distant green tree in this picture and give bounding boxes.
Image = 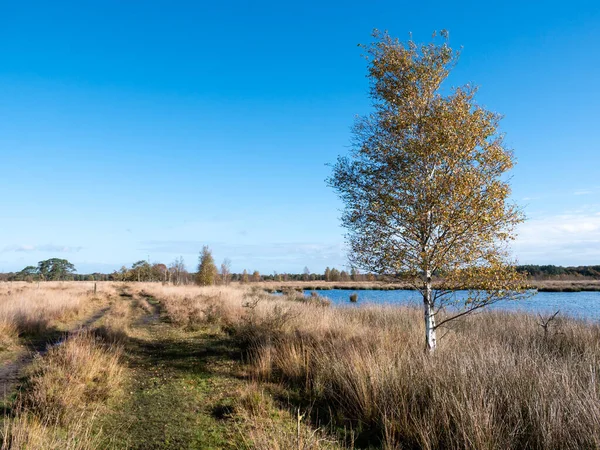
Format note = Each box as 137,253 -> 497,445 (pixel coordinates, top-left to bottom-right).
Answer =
118,265 -> 129,281
131,260 -> 151,282
16,266 -> 38,282
37,258 -> 76,281
196,246 -> 218,286
241,269 -> 249,283
324,267 -> 331,282
330,268 -> 341,282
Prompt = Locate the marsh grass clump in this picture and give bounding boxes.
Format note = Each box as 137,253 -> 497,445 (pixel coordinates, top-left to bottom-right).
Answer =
236,384 -> 343,450
19,331 -> 123,425
2,320 -> 122,449
282,290 -> 331,307
1,412 -> 102,450
349,293 -> 358,303
280,287 -> 303,297
159,294 -> 227,330
0,320 -> 19,351
305,291 -> 331,307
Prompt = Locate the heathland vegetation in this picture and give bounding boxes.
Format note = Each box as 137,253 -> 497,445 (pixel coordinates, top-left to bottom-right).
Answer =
2,282 -> 600,449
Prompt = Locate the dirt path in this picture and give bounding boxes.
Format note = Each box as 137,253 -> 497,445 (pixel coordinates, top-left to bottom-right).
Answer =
99,291 -> 248,449
0,352 -> 32,402
134,291 -> 161,326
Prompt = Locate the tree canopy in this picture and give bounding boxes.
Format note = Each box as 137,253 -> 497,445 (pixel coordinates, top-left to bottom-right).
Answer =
329,30 -> 528,351
36,258 -> 77,281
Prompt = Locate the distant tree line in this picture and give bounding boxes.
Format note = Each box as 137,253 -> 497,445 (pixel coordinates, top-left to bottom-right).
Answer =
516,265 -> 600,279
4,256 -> 595,284
0,257 -> 378,284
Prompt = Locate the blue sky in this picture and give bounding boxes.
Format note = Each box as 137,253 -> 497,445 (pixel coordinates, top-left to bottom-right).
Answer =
1,0 -> 599,274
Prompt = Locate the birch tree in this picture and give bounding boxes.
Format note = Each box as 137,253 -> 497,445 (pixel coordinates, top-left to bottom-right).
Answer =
303,266 -> 310,281
329,30 -> 528,351
220,258 -> 232,285
196,246 -> 218,286
169,256 -> 186,285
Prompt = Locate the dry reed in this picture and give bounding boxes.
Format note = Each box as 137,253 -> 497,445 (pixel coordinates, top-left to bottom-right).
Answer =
2,325 -> 123,449
143,283 -> 600,449
1,411 -> 102,450
0,282 -> 117,342
19,331 -> 123,424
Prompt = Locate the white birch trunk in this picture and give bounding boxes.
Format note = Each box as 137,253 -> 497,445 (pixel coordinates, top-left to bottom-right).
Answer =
423,270 -> 437,352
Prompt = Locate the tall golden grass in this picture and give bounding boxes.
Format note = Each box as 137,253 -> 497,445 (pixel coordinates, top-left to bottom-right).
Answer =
2,331 -> 123,449
1,413 -> 102,450
236,383 -> 343,450
140,283 -> 600,449
92,296 -> 132,344
0,282 -> 116,349
130,283 -> 247,329
0,282 -> 125,448
20,331 -> 123,423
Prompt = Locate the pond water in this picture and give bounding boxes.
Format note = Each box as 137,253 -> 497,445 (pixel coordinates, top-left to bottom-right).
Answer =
303,289 -> 600,321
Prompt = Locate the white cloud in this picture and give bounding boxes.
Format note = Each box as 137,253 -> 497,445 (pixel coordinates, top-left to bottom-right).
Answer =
513,212 -> 600,265
1,244 -> 83,254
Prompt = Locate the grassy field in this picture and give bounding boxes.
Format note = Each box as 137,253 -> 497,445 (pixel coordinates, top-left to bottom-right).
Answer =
1,282 -> 600,449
